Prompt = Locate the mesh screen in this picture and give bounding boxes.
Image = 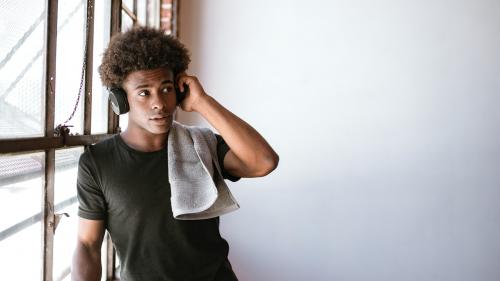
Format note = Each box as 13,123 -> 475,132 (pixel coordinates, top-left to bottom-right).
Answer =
0,0 -> 46,138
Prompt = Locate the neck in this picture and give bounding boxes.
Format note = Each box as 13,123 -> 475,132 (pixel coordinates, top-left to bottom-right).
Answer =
120,128 -> 169,152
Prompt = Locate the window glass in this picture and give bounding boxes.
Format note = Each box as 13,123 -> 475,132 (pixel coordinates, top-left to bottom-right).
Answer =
55,0 -> 86,134
137,0 -> 147,26
0,0 -> 46,138
122,10 -> 135,32
53,147 -> 83,280
101,237 -> 108,281
122,0 -> 135,12
0,152 -> 44,280
119,113 -> 129,132
91,0 -> 111,134
148,0 -> 160,28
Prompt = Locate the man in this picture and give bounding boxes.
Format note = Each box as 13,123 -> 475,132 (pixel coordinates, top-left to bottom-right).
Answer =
71,27 -> 279,281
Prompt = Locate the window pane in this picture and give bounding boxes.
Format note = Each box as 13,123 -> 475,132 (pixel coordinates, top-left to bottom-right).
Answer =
0,0 -> 46,138
119,113 -> 129,132
148,0 -> 160,28
55,0 -> 86,134
101,237 -> 108,281
0,152 -> 44,280
122,10 -> 134,31
122,0 -> 134,12
54,147 -> 82,205
137,0 -> 147,26
53,147 -> 83,280
91,0 -> 111,134
53,202 -> 78,281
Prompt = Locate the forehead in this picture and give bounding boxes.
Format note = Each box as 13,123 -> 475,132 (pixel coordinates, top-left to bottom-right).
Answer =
123,67 -> 174,87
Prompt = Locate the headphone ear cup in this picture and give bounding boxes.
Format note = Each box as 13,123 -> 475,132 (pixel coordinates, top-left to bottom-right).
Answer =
109,88 -> 129,115
175,83 -> 188,105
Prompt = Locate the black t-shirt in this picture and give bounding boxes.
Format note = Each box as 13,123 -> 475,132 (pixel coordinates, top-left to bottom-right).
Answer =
77,134 -> 239,281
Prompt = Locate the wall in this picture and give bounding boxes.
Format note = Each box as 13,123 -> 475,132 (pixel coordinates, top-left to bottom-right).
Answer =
179,1 -> 500,280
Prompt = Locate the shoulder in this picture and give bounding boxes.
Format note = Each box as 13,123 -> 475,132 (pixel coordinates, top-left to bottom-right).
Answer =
79,135 -> 120,167
88,134 -> 119,153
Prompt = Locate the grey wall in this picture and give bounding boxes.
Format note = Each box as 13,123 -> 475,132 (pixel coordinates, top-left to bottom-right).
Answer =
179,1 -> 500,280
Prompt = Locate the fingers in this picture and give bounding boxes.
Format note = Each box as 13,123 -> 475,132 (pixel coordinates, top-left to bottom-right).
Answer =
176,73 -> 193,92
176,74 -> 186,92
176,74 -> 201,93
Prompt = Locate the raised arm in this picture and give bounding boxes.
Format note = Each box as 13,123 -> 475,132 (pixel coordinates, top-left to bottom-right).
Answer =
71,218 -> 105,281
177,75 -> 279,178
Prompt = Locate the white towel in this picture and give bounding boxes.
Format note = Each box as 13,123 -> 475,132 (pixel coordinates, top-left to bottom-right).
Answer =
167,121 -> 240,220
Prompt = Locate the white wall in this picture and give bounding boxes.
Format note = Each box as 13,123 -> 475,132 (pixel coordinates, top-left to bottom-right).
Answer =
179,1 -> 500,280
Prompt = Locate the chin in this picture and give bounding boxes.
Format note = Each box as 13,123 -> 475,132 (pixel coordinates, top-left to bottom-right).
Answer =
149,122 -> 173,135
148,126 -> 171,135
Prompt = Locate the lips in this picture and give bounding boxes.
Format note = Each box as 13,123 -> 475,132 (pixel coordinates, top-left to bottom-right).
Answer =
149,114 -> 169,120
150,116 -> 166,120
149,114 -> 170,124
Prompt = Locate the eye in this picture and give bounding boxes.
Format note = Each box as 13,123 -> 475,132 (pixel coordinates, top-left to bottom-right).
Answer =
162,86 -> 174,94
138,90 -> 149,96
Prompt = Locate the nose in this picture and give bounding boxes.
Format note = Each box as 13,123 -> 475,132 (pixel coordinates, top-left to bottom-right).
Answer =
150,91 -> 166,110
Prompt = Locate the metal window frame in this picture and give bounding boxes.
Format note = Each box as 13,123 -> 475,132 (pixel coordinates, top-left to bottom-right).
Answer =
41,0 -> 58,280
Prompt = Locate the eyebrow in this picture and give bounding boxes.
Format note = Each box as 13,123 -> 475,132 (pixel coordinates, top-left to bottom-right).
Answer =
134,79 -> 174,90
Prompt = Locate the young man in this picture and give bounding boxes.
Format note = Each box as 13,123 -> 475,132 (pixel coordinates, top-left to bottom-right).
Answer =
71,27 -> 278,281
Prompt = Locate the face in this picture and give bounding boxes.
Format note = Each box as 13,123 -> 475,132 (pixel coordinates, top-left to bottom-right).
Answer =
122,67 -> 177,136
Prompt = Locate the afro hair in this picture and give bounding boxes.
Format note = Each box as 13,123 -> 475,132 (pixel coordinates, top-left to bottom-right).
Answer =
98,26 -> 191,88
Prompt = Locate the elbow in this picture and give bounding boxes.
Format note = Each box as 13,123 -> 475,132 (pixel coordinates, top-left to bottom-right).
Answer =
72,242 -> 102,281
253,152 -> 279,177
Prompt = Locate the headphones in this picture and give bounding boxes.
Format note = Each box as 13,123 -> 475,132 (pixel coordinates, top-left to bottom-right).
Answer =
108,85 -> 187,115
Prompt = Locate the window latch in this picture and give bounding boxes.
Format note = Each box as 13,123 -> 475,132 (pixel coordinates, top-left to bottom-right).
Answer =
54,124 -> 73,140
53,213 -> 69,233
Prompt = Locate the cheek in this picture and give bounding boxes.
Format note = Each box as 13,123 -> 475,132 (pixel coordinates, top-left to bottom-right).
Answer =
127,101 -> 144,113
166,94 -> 178,108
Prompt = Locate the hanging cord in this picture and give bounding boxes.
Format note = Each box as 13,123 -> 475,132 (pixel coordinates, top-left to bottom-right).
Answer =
55,0 -> 92,136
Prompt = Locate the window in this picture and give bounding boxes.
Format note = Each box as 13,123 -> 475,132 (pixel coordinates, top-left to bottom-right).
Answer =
0,1 -> 178,280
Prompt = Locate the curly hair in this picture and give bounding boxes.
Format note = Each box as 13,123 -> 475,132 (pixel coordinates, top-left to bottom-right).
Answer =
98,26 -> 191,88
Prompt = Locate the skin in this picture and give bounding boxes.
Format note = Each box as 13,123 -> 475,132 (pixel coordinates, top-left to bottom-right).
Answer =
72,67 -> 279,281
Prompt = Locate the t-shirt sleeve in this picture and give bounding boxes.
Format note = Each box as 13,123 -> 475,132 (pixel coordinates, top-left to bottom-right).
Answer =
215,134 -> 241,182
77,148 -> 107,220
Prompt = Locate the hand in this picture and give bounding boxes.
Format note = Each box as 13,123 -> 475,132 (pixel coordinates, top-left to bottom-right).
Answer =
176,74 -> 209,112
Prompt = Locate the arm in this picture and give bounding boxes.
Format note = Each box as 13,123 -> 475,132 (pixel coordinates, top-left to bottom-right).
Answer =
72,218 -> 105,281
177,75 -> 279,178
